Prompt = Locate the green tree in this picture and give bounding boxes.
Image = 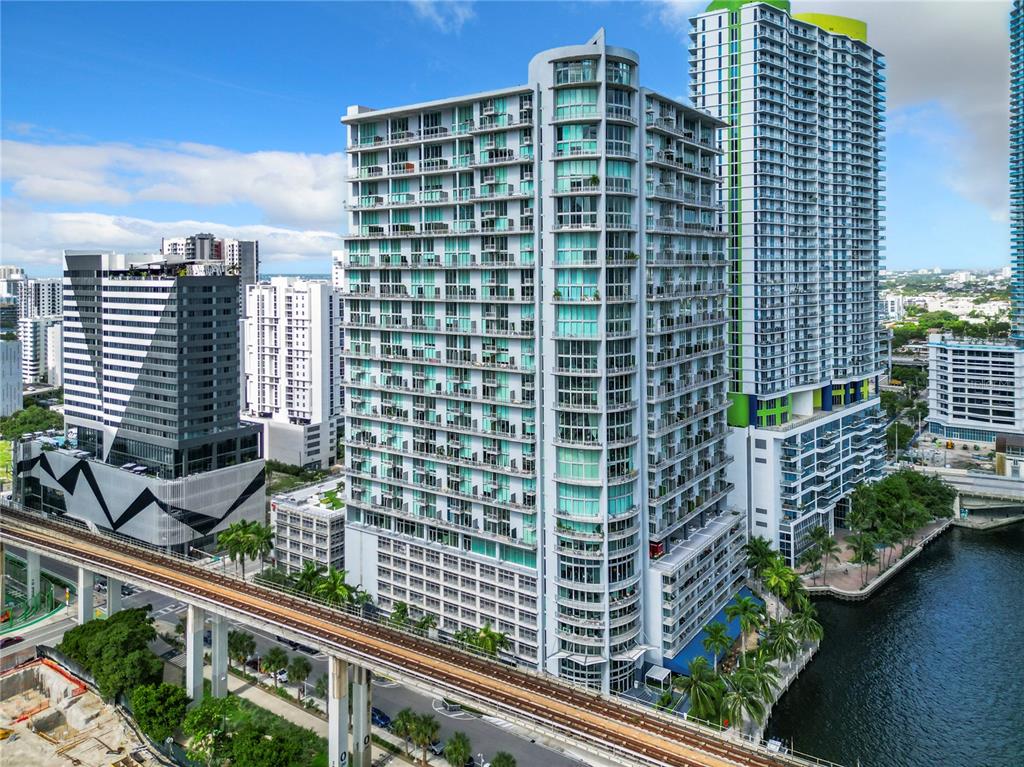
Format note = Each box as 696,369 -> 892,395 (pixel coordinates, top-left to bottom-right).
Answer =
764,619 -> 799,663
291,561 -> 324,594
228,630 -> 256,671
313,674 -> 328,701
817,535 -> 842,585
444,731 -> 472,767
218,521 -> 250,578
390,600 -> 410,628
415,613 -> 438,635
182,696 -> 234,766
676,656 -> 722,722
797,545 -> 822,583
249,524 -> 274,571
312,566 -> 353,606
742,653 -> 780,704
261,646 -> 289,687
490,754 -> 516,767
391,708 -> 416,758
742,537 -> 775,584
288,655 -> 313,699
231,722 -> 308,767
847,532 -> 879,588
887,422 -> 915,455
790,607 -> 824,647
476,623 -> 511,657
130,683 -> 190,742
0,405 -> 63,440
724,595 -> 763,665
722,671 -> 766,730
411,713 -> 440,767
702,621 -> 732,673
761,559 -> 796,619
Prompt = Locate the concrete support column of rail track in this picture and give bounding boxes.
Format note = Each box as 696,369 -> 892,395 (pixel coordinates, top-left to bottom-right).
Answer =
185,604 -> 206,705
106,576 -> 123,616
0,541 -> 5,610
351,666 -> 372,767
76,565 -> 92,623
327,656 -> 350,767
26,549 -> 41,602
210,612 -> 229,698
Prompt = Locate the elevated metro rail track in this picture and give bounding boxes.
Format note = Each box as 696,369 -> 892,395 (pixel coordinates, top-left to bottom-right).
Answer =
0,504 -> 832,767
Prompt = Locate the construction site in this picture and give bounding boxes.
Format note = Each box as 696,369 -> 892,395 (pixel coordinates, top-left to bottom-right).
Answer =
0,658 -> 165,767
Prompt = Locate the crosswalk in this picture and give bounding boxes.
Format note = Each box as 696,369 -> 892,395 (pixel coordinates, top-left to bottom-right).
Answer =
151,601 -> 187,618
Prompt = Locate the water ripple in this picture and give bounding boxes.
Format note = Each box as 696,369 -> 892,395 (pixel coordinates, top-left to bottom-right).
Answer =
766,525 -> 1024,767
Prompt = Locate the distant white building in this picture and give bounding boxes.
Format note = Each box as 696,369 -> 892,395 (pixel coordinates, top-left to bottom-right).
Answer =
244,277 -> 342,470
46,322 -> 63,387
17,315 -> 61,384
270,479 -> 346,574
882,292 -> 906,322
17,278 -> 62,319
0,338 -> 21,417
0,267 -> 26,301
928,333 -> 1024,443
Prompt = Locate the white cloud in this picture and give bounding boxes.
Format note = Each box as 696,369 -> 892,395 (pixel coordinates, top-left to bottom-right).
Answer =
657,0 -> 1012,220
409,0 -> 476,33
0,204 -> 342,274
1,139 -> 346,230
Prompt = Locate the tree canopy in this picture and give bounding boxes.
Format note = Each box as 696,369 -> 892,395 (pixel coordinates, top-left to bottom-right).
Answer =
0,405 -> 63,440
130,683 -> 190,742
58,608 -> 162,699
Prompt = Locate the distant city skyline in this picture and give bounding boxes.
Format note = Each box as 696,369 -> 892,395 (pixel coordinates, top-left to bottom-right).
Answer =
0,0 -> 1013,275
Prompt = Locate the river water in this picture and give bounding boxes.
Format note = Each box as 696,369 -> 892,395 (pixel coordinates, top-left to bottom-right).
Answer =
765,524 -> 1024,767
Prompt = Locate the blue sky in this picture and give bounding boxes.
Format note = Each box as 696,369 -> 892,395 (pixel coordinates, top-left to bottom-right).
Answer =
0,0 -> 1013,275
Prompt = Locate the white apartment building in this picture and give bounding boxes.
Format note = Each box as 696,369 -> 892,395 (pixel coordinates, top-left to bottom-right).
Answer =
17,315 -> 61,385
271,479 -> 346,574
339,31 -> 745,693
928,334 -> 1024,443
17,278 -> 62,319
46,322 -> 63,387
882,291 -> 906,322
689,1 -> 887,565
0,266 -> 26,299
244,277 -> 342,470
0,338 -> 21,417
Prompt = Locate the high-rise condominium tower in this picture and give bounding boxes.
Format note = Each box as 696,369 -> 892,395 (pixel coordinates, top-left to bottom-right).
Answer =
689,1 -> 887,565
244,277 -> 343,470
340,31 -> 746,693
926,1 -> 1024,450
14,252 -> 265,548
1012,0 -> 1024,340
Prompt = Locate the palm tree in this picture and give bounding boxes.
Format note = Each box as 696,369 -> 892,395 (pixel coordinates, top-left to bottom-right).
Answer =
415,613 -> 438,636
702,621 -> 732,673
410,713 -> 440,767
722,671 -> 766,731
390,600 -> 410,628
250,523 -> 274,571
312,566 -> 353,606
676,656 -> 722,722
817,534 -> 842,585
476,623 -> 511,657
790,607 -> 824,648
391,708 -> 416,758
490,754 -> 516,767
262,646 -> 289,688
351,587 -> 374,616
453,628 -> 477,649
742,536 -> 775,586
314,674 -> 328,701
724,595 -> 764,665
847,532 -> 878,588
444,731 -> 472,767
764,619 -> 799,664
288,655 -> 312,699
761,559 -> 796,619
218,522 -> 247,577
292,561 -> 324,595
227,629 -> 255,671
797,545 -> 822,583
742,654 -> 780,704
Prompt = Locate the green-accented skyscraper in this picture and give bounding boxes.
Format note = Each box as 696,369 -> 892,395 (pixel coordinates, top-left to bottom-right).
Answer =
689,0 -> 887,565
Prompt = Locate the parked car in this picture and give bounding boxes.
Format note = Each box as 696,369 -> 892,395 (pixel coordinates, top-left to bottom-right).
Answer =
0,636 -> 25,649
275,670 -> 288,684
120,584 -> 134,597
245,656 -> 260,671
202,630 -> 212,647
429,740 -> 445,756
371,707 -> 391,729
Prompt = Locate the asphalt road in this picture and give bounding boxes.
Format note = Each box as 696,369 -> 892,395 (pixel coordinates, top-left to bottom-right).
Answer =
2,547 -> 585,767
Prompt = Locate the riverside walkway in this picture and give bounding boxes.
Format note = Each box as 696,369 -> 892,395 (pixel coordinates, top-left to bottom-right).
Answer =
801,519 -> 952,601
